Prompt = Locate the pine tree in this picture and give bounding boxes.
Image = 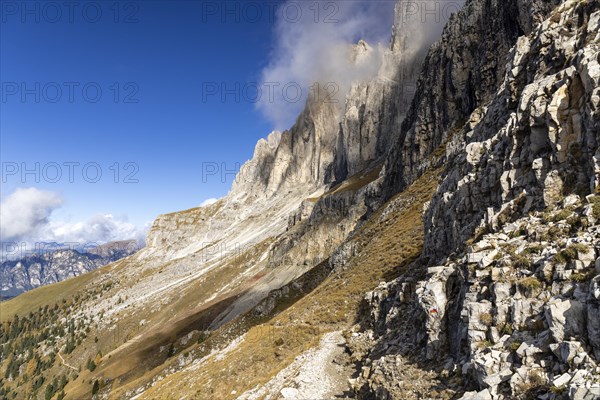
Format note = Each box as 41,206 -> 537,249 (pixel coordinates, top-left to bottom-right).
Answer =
92,379 -> 99,395
44,381 -> 55,400
87,358 -> 96,372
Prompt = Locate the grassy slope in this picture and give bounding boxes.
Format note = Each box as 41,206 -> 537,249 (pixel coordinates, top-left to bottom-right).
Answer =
0,259 -> 126,322
0,163 -> 438,400
307,163 -> 383,203
60,238 -> 275,400
138,167 -> 441,399
0,199 -> 223,321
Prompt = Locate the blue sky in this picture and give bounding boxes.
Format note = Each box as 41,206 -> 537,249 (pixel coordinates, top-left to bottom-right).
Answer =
0,0 -> 398,250
1,1 -> 275,225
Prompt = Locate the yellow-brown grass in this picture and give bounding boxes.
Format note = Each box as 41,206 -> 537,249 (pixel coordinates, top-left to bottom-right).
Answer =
137,167 -> 440,399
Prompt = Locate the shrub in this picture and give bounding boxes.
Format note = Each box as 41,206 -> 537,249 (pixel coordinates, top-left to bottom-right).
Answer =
510,224 -> 528,238
522,245 -> 543,255
555,248 -> 573,264
590,196 -> 600,219
32,376 -> 45,391
92,380 -> 99,395
552,209 -> 573,222
547,226 -> 563,241
572,271 -> 595,283
509,341 -> 522,352
518,277 -> 542,292
528,318 -> 545,332
479,313 -> 493,326
86,358 -> 96,372
550,385 -> 567,394
498,322 -> 513,335
513,254 -> 533,270
569,243 -> 589,253
555,243 -> 589,265
528,370 -> 546,386
566,215 -> 582,229
553,251 -> 568,265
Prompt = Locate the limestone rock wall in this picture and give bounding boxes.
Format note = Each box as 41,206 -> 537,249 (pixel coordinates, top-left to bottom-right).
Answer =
425,0 -> 600,260
381,0 -> 561,199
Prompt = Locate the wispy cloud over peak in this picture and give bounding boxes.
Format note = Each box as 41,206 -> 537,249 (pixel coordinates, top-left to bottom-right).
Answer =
257,0 -> 397,130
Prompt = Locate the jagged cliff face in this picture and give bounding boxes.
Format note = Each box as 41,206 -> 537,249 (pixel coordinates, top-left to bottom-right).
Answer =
232,1 -> 444,197
381,0 -> 561,198
231,93 -> 340,198
425,0 -> 600,258
354,195 -> 600,399
336,1 -> 433,180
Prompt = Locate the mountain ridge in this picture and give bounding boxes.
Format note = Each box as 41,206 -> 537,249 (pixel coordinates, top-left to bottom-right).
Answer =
0,240 -> 139,298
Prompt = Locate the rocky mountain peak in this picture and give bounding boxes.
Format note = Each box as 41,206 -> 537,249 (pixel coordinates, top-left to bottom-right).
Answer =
351,40 -> 373,64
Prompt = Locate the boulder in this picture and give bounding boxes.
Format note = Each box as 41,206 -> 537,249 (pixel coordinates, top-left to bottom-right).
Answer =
479,250 -> 498,269
549,341 -> 583,364
576,246 -> 596,269
562,194 -> 580,208
553,372 -> 572,387
459,389 -> 493,400
280,387 -> 299,399
568,385 -> 600,400
483,368 -> 513,387
468,251 -> 492,264
468,301 -> 493,333
587,276 -> 600,358
545,299 -> 586,341
466,142 -> 485,165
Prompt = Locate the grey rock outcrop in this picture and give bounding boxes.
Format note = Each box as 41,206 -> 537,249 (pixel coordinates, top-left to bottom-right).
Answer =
381,0 -> 561,199
335,1 -> 439,181
353,194 -> 600,399
424,0 -> 600,259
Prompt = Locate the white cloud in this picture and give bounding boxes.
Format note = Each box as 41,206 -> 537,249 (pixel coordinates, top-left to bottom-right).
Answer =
44,214 -> 147,247
257,0 -> 396,129
258,0 -> 466,130
199,198 -> 219,207
0,187 -> 63,241
0,188 -> 147,257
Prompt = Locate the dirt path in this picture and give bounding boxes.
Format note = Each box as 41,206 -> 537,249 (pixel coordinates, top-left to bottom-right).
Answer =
237,331 -> 354,399
57,352 -> 78,372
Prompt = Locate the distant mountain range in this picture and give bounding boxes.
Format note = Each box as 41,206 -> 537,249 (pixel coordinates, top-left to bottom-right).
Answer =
0,240 -> 139,298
